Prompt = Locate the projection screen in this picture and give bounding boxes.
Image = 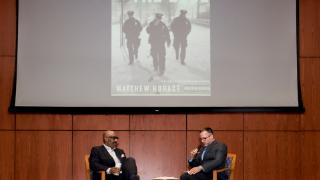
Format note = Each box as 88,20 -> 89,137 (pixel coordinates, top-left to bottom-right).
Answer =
10,0 -> 304,113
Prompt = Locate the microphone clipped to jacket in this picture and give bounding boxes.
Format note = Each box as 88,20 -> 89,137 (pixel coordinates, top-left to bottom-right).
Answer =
193,145 -> 202,159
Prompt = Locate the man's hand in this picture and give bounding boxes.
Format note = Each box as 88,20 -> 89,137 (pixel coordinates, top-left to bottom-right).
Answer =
190,148 -> 199,159
109,167 -> 120,175
188,167 -> 201,175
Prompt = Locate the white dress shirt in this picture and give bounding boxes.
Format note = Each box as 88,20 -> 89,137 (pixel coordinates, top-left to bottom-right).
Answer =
103,144 -> 121,174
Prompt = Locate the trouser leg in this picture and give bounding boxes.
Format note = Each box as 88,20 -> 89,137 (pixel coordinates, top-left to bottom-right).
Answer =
122,157 -> 138,180
151,44 -> 160,71
158,44 -> 166,74
180,46 -> 186,62
180,39 -> 188,64
127,40 -> 134,64
133,38 -> 140,58
180,173 -> 189,180
173,39 -> 180,60
153,55 -> 159,70
180,171 -> 213,180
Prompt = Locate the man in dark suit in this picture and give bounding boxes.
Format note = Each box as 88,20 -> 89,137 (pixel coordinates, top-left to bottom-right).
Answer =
123,11 -> 142,65
170,10 -> 191,65
180,127 -> 228,180
146,13 -> 171,75
89,130 -> 139,180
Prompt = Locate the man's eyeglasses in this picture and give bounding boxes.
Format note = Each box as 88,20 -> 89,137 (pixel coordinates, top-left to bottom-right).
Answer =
106,136 -> 119,140
199,135 -> 212,141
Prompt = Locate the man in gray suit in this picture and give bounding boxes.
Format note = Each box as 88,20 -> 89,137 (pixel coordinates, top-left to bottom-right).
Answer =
89,131 -> 140,180
180,127 -> 228,180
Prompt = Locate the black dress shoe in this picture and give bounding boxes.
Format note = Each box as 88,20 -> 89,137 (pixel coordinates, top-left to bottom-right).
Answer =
181,61 -> 185,65
129,61 -> 133,65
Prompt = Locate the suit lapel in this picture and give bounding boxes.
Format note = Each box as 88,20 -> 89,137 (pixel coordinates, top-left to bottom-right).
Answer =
203,140 -> 217,158
101,145 -> 112,159
114,148 -> 122,162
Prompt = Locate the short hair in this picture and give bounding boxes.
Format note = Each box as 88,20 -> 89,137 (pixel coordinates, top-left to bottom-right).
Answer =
200,127 -> 214,136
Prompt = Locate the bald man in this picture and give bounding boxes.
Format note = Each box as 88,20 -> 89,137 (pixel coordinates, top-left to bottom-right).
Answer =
89,131 -> 139,180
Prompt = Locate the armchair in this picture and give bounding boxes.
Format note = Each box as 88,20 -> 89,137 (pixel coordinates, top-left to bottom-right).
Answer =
85,155 -> 106,180
181,153 -> 236,180
213,153 -> 236,180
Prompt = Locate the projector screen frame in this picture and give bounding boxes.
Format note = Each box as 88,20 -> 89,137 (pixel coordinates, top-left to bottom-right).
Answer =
9,0 -> 305,114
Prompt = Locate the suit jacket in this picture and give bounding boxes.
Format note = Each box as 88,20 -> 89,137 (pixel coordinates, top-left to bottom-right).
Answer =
146,20 -> 171,45
189,140 -> 228,180
89,145 -> 127,180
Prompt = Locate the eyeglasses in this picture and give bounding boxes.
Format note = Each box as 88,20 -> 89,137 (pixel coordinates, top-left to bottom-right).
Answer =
106,136 -> 119,140
199,135 -> 212,141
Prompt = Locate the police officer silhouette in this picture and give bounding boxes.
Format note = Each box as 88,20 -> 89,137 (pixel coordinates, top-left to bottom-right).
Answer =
170,10 -> 191,65
146,13 -> 171,75
123,11 -> 143,65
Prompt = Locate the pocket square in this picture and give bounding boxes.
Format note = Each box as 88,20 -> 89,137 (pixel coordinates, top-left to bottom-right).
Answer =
121,154 -> 125,158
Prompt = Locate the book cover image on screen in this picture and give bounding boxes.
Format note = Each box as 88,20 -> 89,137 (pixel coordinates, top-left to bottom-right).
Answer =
111,0 -> 211,97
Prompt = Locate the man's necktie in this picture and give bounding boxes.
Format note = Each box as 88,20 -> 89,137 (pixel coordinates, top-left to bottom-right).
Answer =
201,147 -> 207,160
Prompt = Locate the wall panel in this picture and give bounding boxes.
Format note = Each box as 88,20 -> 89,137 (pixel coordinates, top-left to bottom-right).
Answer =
73,131 -> 129,180
0,131 -> 14,180
16,113 -> 72,130
0,0 -> 16,56
187,113 -> 243,130
300,58 -> 320,130
130,114 -> 186,130
15,131 -> 72,180
187,131 -> 243,180
244,132 -> 300,180
130,131 -> 186,180
300,131 -> 320,180
0,57 -> 15,130
73,114 -> 129,130
299,0 -> 320,57
244,113 -> 300,130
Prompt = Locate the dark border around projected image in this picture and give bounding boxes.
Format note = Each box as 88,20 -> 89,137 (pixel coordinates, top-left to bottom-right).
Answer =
9,0 -> 305,114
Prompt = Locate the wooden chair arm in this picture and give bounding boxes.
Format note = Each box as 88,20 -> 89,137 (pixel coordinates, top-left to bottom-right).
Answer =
96,171 -> 105,180
181,171 -> 188,175
213,168 -> 233,173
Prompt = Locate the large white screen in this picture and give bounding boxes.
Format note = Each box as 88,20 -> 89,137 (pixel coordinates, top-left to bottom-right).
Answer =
15,0 -> 299,108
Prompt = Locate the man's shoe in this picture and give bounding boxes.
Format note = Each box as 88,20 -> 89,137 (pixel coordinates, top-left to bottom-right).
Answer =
129,61 -> 133,65
181,61 -> 186,65
131,175 -> 140,180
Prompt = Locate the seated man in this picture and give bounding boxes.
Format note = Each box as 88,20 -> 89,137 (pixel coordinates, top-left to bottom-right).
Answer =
181,127 -> 228,180
89,130 -> 139,180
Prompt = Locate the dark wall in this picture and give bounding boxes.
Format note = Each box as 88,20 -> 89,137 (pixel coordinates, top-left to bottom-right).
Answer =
1,0 -> 320,180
